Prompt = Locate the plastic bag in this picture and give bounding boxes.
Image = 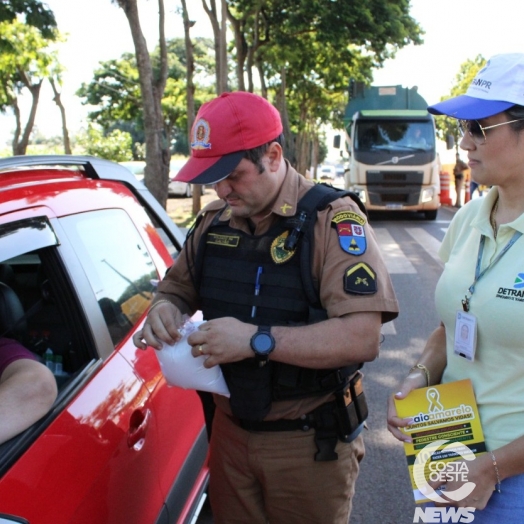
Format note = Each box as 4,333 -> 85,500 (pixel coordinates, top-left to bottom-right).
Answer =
154,319 -> 230,397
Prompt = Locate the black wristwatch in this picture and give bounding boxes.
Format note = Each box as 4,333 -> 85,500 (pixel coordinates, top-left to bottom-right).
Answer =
250,326 -> 275,366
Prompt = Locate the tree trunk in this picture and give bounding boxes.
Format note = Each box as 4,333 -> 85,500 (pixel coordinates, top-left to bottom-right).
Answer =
219,0 -> 228,92
276,69 -> 295,166
49,77 -> 72,154
202,0 -> 228,94
13,79 -> 42,155
311,136 -> 319,180
295,111 -> 309,176
181,0 -> 201,216
11,98 -> 21,155
117,0 -> 170,207
227,12 -> 246,91
255,57 -> 267,99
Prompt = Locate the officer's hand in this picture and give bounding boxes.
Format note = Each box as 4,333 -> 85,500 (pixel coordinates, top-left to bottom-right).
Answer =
187,317 -> 256,368
133,302 -> 184,350
386,373 -> 426,442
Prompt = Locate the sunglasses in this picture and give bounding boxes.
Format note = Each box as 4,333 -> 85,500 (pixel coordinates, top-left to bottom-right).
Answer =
458,118 -> 524,145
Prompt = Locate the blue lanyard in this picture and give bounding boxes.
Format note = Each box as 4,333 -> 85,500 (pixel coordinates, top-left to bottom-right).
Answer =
462,231 -> 522,312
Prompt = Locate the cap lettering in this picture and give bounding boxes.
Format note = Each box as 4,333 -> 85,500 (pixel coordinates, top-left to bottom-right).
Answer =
471,78 -> 492,90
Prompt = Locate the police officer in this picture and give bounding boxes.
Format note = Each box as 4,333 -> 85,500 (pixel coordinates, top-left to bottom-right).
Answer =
134,91 -> 399,524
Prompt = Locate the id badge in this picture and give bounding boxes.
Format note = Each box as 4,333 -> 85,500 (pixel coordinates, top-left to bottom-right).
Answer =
454,311 -> 477,361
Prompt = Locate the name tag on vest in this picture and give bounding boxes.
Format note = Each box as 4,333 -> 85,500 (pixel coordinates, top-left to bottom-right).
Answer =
207,233 -> 240,247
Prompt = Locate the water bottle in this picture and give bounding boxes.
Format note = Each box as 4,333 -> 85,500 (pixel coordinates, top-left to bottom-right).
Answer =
54,355 -> 63,376
44,348 -> 55,373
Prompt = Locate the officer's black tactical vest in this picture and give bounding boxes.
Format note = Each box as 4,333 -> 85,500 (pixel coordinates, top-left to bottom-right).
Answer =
191,184 -> 367,421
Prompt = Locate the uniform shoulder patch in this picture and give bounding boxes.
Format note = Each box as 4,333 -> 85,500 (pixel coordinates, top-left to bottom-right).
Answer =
344,263 -> 377,295
332,211 -> 367,256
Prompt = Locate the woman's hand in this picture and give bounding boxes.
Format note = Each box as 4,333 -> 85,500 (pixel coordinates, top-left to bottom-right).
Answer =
387,371 -> 428,442
427,453 -> 498,510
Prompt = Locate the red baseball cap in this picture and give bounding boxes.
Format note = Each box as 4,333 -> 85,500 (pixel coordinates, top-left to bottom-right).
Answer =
174,91 -> 283,185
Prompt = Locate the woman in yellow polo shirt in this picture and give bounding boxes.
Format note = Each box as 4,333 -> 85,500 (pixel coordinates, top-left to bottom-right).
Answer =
388,53 -> 524,522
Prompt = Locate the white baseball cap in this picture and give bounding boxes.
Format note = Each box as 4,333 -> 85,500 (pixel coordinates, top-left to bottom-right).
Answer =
428,53 -> 524,119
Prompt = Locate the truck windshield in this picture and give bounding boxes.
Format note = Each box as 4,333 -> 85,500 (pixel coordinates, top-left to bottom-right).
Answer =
355,120 -> 434,152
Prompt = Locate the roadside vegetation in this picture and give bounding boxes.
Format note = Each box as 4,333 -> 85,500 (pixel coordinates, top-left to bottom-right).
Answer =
0,0 -> 485,216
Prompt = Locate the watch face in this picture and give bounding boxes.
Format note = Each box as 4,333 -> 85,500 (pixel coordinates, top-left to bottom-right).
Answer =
254,333 -> 273,354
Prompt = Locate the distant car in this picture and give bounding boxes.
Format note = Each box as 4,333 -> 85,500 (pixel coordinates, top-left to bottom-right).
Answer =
168,159 -> 193,198
120,160 -> 194,198
335,164 -> 346,178
0,155 -> 208,524
119,160 -> 145,181
318,165 -> 336,179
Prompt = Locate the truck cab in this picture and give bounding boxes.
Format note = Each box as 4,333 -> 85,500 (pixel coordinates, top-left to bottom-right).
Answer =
344,85 -> 440,220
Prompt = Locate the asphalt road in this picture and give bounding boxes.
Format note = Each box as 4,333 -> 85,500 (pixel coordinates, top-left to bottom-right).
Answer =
195,205 -> 458,524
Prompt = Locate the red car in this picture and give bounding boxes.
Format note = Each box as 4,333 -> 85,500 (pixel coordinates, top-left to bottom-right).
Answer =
0,156 -> 208,524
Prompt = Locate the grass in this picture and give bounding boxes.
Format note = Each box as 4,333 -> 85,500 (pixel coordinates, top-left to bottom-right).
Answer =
166,190 -> 217,229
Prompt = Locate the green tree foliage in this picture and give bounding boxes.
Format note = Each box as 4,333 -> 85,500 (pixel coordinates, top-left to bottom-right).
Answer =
77,38 -> 215,157
77,124 -> 134,161
0,0 -> 56,40
435,55 -> 486,150
226,0 -> 423,172
0,19 -> 60,154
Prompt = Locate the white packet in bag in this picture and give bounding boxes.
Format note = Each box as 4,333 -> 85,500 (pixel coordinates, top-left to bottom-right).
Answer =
154,319 -> 230,397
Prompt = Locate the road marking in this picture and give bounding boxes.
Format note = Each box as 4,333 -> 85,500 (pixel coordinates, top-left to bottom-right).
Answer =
374,228 -> 416,274
381,321 -> 397,335
405,228 -> 443,268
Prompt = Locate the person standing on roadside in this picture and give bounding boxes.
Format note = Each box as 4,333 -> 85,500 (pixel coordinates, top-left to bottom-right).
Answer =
387,53 -> 524,522
453,152 -> 469,207
134,91 -> 399,524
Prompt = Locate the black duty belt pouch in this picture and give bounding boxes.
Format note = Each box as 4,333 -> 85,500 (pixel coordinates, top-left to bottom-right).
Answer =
350,371 -> 369,423
334,385 -> 360,441
333,372 -> 368,440
222,359 -> 273,421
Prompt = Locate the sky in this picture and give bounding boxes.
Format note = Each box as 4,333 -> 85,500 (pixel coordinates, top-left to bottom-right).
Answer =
4,0 -> 524,150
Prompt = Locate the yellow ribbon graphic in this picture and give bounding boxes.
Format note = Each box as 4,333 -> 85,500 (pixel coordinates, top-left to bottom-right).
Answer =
426,388 -> 444,412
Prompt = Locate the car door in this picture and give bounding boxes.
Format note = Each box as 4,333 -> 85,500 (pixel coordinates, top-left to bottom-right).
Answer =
58,206 -> 208,523
0,211 -> 173,524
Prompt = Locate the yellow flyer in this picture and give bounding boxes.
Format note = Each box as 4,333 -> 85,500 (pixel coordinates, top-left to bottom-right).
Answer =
394,379 -> 486,504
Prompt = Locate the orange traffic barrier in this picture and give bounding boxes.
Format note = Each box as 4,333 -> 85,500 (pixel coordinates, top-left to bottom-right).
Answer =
439,171 -> 452,205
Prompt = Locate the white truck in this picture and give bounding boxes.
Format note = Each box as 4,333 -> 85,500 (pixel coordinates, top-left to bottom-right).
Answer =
341,83 -> 441,220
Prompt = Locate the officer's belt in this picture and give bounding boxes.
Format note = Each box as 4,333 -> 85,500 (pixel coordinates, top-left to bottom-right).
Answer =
231,374 -> 364,441
233,409 -> 364,445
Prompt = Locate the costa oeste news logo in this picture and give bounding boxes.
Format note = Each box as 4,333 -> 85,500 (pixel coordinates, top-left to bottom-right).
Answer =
412,439 -> 477,523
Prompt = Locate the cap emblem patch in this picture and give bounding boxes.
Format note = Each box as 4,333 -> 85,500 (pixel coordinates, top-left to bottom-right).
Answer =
191,118 -> 212,150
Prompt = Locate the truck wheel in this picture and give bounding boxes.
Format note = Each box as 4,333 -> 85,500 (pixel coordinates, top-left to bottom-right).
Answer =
424,210 -> 437,220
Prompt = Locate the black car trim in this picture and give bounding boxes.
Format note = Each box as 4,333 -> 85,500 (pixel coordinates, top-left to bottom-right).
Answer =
160,426 -> 209,524
0,514 -> 30,524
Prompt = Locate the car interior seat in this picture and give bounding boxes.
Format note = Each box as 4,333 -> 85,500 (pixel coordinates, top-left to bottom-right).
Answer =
0,264 -> 16,289
0,281 -> 27,342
